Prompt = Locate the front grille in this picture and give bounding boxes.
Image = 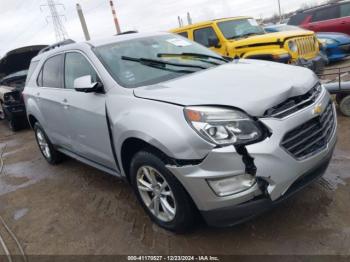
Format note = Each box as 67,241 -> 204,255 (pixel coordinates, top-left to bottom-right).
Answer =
295,36 -> 316,56
281,102 -> 335,160
264,84 -> 322,118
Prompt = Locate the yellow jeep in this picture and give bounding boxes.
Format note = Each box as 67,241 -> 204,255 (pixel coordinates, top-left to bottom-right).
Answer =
171,17 -> 325,73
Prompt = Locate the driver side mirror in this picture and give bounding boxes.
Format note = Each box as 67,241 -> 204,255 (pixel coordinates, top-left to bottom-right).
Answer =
208,37 -> 221,48
74,75 -> 103,93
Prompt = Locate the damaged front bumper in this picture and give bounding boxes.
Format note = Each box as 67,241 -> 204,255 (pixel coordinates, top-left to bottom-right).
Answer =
293,55 -> 326,74
167,90 -> 337,227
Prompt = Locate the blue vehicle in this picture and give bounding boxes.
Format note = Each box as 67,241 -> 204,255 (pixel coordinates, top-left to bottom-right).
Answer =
317,32 -> 350,63
265,24 -> 350,63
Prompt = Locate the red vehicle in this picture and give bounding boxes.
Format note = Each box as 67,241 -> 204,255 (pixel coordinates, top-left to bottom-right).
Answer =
288,1 -> 350,35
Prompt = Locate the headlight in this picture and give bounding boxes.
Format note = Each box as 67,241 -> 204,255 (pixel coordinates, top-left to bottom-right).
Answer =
288,40 -> 298,53
184,106 -> 263,146
208,173 -> 256,196
4,93 -> 17,103
319,38 -> 337,45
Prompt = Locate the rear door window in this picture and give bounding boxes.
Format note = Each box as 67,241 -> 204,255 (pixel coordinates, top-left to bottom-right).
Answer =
42,55 -> 64,88
340,3 -> 350,17
193,27 -> 219,47
288,13 -> 310,25
312,6 -> 339,22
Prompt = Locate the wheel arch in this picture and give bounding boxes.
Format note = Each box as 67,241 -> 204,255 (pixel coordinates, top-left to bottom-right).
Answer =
119,136 -> 175,182
28,114 -> 38,129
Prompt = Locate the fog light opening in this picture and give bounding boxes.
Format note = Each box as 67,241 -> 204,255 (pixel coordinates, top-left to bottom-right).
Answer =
207,173 -> 256,197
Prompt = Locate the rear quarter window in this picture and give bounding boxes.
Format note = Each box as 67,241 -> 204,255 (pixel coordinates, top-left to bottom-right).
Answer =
25,61 -> 39,86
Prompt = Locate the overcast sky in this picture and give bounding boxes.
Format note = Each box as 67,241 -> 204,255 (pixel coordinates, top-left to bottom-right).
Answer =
0,0 -> 325,56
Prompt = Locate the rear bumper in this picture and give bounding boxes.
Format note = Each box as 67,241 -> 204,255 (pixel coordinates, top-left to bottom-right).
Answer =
201,141 -> 335,227
294,55 -> 326,74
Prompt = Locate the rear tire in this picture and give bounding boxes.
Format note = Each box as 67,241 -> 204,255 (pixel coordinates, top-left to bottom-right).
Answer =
130,150 -> 196,233
8,118 -> 22,131
34,122 -> 63,165
339,95 -> 350,117
0,101 -> 5,121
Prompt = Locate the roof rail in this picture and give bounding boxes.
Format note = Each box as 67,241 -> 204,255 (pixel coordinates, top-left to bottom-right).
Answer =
116,30 -> 138,36
38,39 -> 76,54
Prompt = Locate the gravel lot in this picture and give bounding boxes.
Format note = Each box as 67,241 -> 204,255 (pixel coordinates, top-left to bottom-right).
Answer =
0,61 -> 350,258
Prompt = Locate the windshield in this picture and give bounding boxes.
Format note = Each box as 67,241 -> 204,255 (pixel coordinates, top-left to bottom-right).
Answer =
218,18 -> 265,40
95,34 -> 223,88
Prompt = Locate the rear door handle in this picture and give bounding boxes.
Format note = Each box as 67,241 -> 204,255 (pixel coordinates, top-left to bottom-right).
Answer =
62,98 -> 69,109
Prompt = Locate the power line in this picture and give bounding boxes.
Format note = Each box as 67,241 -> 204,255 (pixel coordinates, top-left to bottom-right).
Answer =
41,0 -> 68,41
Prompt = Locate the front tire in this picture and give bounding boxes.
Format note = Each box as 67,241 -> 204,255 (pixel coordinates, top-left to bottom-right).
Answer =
34,122 -> 63,165
130,150 -> 196,233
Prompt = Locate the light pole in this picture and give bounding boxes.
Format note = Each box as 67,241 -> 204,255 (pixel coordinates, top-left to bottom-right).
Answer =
76,3 -> 90,40
277,0 -> 282,23
109,0 -> 121,34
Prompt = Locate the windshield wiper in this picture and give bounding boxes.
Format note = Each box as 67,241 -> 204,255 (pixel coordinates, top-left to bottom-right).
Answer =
228,32 -> 264,40
121,56 -> 202,74
121,56 -> 208,70
157,52 -> 229,64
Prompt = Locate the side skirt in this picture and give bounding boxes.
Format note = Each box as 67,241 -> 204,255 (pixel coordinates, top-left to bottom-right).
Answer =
57,147 -> 122,178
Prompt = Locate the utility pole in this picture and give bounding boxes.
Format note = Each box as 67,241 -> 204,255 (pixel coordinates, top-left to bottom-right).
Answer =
76,3 -> 90,40
277,0 -> 282,23
41,0 -> 68,42
187,12 -> 192,25
109,0 -> 121,34
178,16 -> 182,27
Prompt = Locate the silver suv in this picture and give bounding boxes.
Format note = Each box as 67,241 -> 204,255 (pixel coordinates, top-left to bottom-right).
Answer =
23,32 -> 337,232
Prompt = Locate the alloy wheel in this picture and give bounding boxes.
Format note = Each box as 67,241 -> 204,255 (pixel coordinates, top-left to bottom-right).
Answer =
36,129 -> 51,159
136,166 -> 176,222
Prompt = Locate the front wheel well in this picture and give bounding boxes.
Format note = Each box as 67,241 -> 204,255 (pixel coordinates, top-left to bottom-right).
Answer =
28,114 -> 38,129
120,138 -> 173,182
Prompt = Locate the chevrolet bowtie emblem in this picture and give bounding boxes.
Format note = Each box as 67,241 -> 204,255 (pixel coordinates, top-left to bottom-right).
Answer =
313,104 -> 323,115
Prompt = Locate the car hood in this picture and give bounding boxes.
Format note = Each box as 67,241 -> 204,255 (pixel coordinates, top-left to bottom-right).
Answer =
133,60 -> 319,117
317,32 -> 350,44
231,30 -> 314,47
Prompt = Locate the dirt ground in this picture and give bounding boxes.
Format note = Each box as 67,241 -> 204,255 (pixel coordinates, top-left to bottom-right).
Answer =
0,63 -> 350,257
